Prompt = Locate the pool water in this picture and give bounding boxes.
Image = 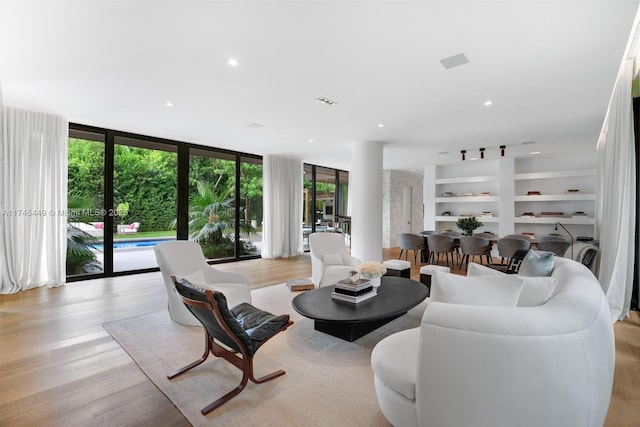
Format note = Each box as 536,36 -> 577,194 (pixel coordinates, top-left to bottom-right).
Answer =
92,239 -> 176,251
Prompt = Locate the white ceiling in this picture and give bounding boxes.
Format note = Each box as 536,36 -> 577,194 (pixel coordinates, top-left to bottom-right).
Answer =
0,1 -> 638,171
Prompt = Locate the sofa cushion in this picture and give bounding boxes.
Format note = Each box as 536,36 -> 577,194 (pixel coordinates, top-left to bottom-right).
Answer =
467,262 -> 558,306
432,271 -> 523,307
371,327 -> 420,401
323,252 -> 344,265
519,249 -> 555,277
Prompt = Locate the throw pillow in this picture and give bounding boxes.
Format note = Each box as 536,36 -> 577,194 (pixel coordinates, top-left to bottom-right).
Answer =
322,252 -> 344,265
341,252 -> 354,265
505,249 -> 529,274
431,271 -> 523,307
466,262 -> 558,306
519,249 -> 554,277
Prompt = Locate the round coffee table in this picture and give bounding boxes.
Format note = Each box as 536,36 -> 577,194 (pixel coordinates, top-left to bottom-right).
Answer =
292,276 -> 428,341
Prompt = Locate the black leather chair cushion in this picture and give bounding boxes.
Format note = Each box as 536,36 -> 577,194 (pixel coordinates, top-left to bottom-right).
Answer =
175,278 -> 289,355
232,303 -> 291,352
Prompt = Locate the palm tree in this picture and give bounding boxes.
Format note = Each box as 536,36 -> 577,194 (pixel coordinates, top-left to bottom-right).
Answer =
188,181 -> 257,257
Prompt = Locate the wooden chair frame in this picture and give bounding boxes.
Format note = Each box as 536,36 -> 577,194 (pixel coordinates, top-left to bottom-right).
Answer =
168,277 -> 293,415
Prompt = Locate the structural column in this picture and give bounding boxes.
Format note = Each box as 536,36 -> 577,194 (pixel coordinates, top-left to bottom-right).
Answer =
350,141 -> 383,262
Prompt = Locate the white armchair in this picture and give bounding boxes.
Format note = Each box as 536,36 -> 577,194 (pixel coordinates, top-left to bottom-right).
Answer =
154,241 -> 252,326
309,232 -> 360,287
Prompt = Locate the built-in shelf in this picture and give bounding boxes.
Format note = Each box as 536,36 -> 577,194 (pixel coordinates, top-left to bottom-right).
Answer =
514,169 -> 596,181
425,152 -> 597,237
514,217 -> 595,225
514,194 -> 595,202
436,196 -> 500,203
436,216 -> 500,223
435,175 -> 498,184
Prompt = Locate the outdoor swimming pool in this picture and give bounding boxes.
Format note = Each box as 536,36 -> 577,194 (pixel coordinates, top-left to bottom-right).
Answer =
92,238 -> 176,251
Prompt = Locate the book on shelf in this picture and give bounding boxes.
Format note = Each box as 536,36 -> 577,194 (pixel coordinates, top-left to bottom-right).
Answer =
286,278 -> 315,292
540,211 -> 564,218
479,192 -> 491,196
331,289 -> 377,303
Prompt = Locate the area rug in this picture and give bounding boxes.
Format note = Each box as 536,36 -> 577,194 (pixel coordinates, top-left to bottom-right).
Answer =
103,284 -> 427,427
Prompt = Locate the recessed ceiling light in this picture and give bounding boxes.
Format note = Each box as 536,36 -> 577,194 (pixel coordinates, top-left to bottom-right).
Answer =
522,140 -> 536,145
438,151 -> 449,155
530,151 -> 541,155
484,100 -> 493,106
308,139 -> 314,143
164,101 -> 175,107
378,123 -> 384,128
470,157 -> 479,161
227,58 -> 240,67
316,97 -> 337,106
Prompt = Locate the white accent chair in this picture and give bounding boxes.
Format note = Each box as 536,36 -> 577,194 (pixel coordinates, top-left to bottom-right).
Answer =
309,232 -> 361,287
154,241 -> 252,326
371,257 -> 614,427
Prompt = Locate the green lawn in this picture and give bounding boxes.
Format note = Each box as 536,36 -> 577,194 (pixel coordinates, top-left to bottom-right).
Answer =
114,230 -> 176,239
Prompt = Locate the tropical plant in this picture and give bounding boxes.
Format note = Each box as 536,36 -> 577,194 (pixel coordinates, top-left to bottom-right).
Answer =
66,193 -> 102,275
187,180 -> 257,258
456,216 -> 484,236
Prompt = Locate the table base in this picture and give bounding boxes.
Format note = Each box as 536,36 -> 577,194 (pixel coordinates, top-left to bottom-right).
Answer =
314,313 -> 405,342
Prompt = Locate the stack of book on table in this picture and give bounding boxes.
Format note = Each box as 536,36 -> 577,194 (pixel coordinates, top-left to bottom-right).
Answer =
331,278 -> 377,303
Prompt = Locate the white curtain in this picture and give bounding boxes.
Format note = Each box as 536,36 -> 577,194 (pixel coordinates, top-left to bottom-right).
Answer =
261,155 -> 303,259
596,59 -> 636,321
0,107 -> 68,294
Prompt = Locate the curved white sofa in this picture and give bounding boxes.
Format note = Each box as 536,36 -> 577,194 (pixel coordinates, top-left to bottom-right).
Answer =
371,257 -> 615,427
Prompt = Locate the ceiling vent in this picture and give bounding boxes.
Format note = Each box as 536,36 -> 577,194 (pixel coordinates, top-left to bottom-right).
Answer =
440,53 -> 469,69
247,123 -> 264,128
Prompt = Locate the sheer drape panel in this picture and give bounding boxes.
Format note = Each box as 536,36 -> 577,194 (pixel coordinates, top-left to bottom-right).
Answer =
0,107 -> 68,294
261,155 -> 303,259
596,60 -> 636,321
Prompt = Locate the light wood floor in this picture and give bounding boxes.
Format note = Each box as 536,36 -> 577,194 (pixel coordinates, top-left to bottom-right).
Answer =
0,249 -> 638,426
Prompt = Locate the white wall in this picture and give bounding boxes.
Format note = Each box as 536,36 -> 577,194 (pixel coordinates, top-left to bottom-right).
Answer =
382,170 -> 424,248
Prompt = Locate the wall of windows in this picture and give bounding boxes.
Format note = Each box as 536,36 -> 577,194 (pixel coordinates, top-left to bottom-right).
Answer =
67,124 -> 263,280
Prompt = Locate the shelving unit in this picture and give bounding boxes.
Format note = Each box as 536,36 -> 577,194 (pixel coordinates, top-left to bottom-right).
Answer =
432,160 -> 500,234
424,151 -> 597,240
513,153 -> 596,239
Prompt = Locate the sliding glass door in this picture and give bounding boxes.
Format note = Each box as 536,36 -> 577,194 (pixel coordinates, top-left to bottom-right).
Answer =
302,164 -> 350,251
188,149 -> 237,261
67,130 -> 106,277
112,136 -> 178,272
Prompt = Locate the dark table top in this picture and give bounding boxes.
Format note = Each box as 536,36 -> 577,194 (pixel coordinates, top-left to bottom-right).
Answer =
291,276 -> 428,323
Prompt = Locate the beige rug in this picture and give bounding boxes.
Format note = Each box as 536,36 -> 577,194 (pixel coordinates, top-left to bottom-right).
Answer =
103,284 -> 427,427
